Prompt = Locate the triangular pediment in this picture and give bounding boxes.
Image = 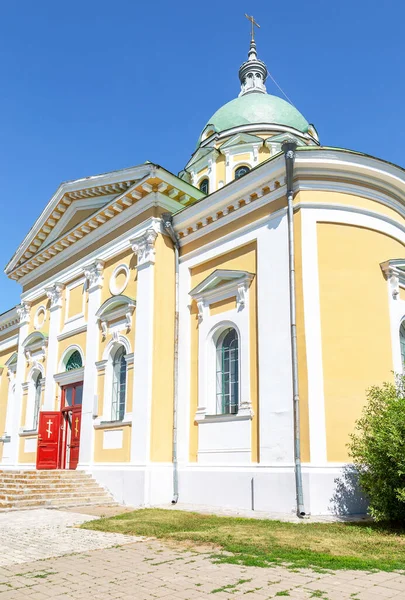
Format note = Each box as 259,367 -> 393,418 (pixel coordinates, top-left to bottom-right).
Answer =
220,133 -> 263,149
190,269 -> 254,298
185,146 -> 219,170
265,133 -> 306,147
5,162 -> 204,282
43,196 -> 117,248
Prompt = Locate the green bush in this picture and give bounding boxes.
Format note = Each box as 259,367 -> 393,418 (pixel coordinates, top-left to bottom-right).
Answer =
349,375 -> 405,522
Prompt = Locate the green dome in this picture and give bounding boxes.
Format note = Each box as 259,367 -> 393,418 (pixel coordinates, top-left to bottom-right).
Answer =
198,93 -> 309,145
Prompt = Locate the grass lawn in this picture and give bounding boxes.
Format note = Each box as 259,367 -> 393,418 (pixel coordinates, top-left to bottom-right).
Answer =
82,508 -> 405,572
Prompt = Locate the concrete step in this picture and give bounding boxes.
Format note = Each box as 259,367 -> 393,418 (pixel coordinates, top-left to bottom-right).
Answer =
0,498 -> 118,511
0,469 -> 116,511
0,490 -> 112,501
0,483 -> 106,494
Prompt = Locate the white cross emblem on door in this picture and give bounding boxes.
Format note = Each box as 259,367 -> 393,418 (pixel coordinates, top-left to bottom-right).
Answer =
46,419 -> 53,438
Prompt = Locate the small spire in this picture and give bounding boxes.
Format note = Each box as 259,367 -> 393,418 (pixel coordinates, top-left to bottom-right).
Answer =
239,15 -> 268,97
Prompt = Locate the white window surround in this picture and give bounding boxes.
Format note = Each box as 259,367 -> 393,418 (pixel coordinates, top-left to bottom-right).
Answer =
64,277 -> 86,326
22,332 -> 48,365
0,353 -> 17,440
109,264 -> 130,296
54,366 -> 85,387
381,260 -> 405,374
94,335 -> 133,425
34,305 -> 47,330
189,270 -> 254,423
58,345 -> 85,373
22,364 -> 45,433
96,296 -> 136,338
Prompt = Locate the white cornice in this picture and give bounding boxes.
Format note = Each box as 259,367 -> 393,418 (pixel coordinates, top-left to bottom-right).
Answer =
173,148 -> 405,248
198,123 -> 314,149
6,165 -> 204,279
0,307 -> 20,334
20,217 -> 167,303
6,164 -> 153,274
17,192 -> 176,290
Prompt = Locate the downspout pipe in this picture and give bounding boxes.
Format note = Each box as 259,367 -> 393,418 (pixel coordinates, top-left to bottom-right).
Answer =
161,213 -> 180,504
281,140 -> 306,518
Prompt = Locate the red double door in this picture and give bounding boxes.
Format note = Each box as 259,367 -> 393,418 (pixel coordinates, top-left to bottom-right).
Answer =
36,382 -> 83,470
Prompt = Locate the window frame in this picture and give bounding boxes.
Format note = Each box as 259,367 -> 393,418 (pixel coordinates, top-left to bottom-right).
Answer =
32,373 -> 42,431
215,327 -> 240,415
199,178 -> 209,195
400,321 -> 405,371
234,165 -> 251,180
111,346 -> 127,422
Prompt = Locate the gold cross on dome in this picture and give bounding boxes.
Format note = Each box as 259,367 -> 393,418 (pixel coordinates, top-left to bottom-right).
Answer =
245,13 -> 260,41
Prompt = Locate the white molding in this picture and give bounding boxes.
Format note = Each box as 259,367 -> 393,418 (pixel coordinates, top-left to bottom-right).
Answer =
44,196 -> 114,246
54,367 -> 85,386
33,305 -> 47,331
20,217 -> 162,302
109,264 -> 130,296
64,277 -> 86,324
57,323 -> 87,341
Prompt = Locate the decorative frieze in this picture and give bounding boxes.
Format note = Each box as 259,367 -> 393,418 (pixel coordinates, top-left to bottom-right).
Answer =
84,259 -> 105,291
45,282 -> 65,309
131,228 -> 158,267
17,302 -> 31,324
388,268 -> 400,299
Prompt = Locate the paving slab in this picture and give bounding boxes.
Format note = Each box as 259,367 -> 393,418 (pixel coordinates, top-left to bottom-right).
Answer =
0,508 -> 404,599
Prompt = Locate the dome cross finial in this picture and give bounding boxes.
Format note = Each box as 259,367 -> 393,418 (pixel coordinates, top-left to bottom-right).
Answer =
239,15 -> 268,97
245,13 -> 260,42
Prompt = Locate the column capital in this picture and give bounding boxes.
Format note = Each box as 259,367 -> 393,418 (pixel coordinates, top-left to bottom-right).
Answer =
17,302 -> 31,324
131,227 -> 158,267
45,282 -> 65,310
84,259 -> 105,291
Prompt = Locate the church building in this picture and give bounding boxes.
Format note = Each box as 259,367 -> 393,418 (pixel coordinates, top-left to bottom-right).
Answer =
0,27 -> 404,516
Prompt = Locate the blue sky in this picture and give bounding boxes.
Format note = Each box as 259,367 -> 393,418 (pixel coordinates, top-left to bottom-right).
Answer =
0,1 -> 403,312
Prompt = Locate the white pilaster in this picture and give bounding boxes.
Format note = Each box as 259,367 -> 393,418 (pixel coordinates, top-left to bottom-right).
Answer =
257,214 -> 295,464
1,371 -> 16,463
130,228 -> 158,482
78,260 -> 104,468
4,303 -> 30,466
43,283 -> 64,411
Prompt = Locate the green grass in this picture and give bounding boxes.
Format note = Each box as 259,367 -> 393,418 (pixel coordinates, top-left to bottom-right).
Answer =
81,508 -> 405,572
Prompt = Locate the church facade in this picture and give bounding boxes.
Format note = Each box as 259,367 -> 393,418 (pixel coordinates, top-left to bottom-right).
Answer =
0,35 -> 404,516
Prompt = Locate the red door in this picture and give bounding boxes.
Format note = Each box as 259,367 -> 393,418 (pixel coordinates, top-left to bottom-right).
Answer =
69,409 -> 82,470
60,383 -> 83,470
36,411 -> 61,470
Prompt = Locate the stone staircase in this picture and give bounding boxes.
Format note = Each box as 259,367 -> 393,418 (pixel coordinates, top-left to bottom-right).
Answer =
0,470 -> 118,511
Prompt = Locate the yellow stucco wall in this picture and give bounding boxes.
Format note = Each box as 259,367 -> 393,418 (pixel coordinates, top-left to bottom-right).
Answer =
94,425 -> 131,462
294,211 -> 310,462
150,234 -> 175,462
317,223 -> 405,462
18,436 -> 37,465
101,248 -> 137,305
57,331 -> 87,371
0,347 -> 17,461
400,288 -> 405,302
28,296 -> 50,336
66,280 -> 85,321
233,153 -> 251,163
297,190 -> 404,224
189,241 -> 258,462
210,297 -> 237,316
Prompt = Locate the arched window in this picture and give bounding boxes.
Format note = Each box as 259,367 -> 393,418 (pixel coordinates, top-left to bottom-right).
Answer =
112,346 -> 127,421
33,373 -> 42,430
65,350 -> 82,371
400,321 -> 405,370
199,178 -> 209,195
216,328 -> 239,415
235,165 -> 251,180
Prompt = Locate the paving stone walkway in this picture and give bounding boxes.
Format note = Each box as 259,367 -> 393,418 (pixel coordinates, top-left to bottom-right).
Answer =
0,509 -> 404,599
